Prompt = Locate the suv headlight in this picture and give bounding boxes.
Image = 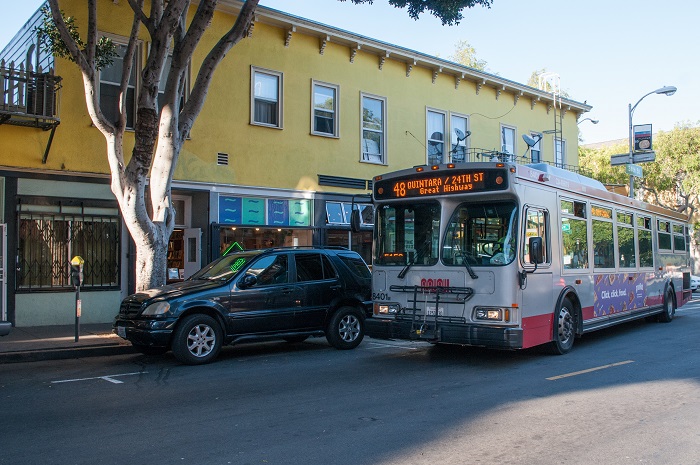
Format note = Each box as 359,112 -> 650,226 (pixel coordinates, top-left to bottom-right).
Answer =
473,306 -> 512,322
374,303 -> 400,315
141,301 -> 171,316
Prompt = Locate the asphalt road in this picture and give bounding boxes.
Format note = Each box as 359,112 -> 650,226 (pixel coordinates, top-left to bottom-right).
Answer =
2,299 -> 699,465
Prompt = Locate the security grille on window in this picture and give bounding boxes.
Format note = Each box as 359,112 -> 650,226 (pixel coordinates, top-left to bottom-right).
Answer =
17,213 -> 120,290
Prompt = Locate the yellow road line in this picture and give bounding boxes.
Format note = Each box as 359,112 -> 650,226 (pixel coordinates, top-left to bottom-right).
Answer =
547,360 -> 634,381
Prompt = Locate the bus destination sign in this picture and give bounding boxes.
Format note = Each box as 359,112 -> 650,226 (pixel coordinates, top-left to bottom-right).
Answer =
374,168 -> 508,200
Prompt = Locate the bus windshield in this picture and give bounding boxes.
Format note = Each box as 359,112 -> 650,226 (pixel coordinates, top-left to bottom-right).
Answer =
374,201 -> 440,266
442,201 -> 518,267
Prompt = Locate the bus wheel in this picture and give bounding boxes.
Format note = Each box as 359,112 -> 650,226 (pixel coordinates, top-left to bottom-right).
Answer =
658,288 -> 675,323
549,298 -> 575,355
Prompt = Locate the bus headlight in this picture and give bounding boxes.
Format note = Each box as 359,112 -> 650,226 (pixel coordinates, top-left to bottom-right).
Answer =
473,307 -> 511,322
374,303 -> 400,315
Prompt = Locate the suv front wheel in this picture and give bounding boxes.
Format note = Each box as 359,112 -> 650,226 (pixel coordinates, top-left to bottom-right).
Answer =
326,306 -> 364,350
172,314 -> 223,365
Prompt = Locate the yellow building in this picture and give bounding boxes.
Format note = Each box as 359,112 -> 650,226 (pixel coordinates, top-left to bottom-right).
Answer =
0,1 -> 591,326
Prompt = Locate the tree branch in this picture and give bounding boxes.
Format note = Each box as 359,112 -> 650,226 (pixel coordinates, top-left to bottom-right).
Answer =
180,0 -> 259,134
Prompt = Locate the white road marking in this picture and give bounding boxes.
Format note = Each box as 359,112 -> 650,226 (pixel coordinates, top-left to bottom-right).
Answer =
51,371 -> 147,384
547,360 -> 634,381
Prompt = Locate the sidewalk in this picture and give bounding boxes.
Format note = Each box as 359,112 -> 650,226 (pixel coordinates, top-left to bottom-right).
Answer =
0,323 -> 136,364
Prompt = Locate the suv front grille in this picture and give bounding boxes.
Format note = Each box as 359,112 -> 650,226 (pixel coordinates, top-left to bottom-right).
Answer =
119,301 -> 143,318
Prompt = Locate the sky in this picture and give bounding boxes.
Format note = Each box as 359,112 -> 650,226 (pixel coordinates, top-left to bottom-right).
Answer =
2,0 -> 696,144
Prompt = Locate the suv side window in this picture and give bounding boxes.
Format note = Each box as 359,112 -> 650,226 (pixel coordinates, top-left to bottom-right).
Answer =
295,253 -> 337,282
250,254 -> 289,286
338,253 -> 371,279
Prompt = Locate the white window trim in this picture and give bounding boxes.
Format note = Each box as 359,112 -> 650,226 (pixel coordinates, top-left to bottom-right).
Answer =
555,138 -> 567,167
426,107 -> 447,165
172,195 -> 192,228
250,66 -> 284,129
360,92 -> 387,165
98,32 -> 142,130
500,124 -> 517,157
311,80 -> 340,138
449,112 -> 470,163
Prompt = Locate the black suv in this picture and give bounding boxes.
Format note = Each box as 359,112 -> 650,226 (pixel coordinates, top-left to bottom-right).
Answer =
114,247 -> 372,364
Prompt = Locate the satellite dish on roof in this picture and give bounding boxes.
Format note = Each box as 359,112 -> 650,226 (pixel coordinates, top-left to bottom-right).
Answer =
522,134 -> 538,148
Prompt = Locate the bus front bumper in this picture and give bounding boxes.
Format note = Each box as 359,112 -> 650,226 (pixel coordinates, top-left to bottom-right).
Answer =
365,316 -> 523,350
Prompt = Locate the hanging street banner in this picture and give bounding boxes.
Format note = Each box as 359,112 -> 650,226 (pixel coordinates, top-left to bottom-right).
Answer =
634,124 -> 653,151
610,151 -> 656,166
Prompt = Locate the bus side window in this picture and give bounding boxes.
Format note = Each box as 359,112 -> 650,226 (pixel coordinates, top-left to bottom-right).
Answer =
523,207 -> 548,265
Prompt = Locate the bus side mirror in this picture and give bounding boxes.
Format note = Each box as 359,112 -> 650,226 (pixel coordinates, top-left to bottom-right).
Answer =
350,209 -> 362,233
529,237 -> 544,264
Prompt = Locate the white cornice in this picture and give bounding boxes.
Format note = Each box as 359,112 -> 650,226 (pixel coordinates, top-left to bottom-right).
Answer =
217,1 -> 592,113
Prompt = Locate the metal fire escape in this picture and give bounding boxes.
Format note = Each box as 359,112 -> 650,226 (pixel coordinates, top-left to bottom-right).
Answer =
538,73 -> 564,167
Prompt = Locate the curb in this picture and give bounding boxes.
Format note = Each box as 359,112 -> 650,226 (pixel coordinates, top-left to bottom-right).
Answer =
0,344 -> 137,364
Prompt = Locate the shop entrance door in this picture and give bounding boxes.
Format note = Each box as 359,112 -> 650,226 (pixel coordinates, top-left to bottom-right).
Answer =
183,228 -> 202,279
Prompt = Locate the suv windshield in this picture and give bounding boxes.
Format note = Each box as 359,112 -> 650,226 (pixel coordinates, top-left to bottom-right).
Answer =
374,202 -> 440,266
189,252 -> 260,281
442,201 -> 518,267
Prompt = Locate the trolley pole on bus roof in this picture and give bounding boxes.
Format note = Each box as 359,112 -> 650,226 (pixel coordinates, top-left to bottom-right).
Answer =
627,86 -> 677,198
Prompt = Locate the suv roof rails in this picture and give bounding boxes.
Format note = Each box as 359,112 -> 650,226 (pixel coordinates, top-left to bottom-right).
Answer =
260,245 -> 351,252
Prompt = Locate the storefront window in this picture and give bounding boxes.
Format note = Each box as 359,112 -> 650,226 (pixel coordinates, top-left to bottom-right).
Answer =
219,227 -> 312,256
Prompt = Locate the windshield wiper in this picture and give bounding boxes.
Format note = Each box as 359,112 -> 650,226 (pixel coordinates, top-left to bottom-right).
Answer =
460,253 -> 479,280
398,242 -> 431,279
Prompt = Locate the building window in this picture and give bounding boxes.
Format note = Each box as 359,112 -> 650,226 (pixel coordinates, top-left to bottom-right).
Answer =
312,81 -> 339,137
99,40 -> 139,129
555,138 -> 566,167
530,132 -> 542,163
325,202 -> 373,225
500,125 -> 516,159
361,93 -> 386,164
450,114 -> 469,163
251,66 -> 283,128
427,109 -> 446,165
157,53 -> 189,114
17,213 -> 120,290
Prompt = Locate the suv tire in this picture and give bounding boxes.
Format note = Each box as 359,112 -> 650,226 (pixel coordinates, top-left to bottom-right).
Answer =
172,314 -> 223,365
326,306 -> 364,350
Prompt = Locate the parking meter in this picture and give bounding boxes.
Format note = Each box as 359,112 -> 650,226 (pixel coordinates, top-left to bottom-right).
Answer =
71,256 -> 84,288
71,256 -> 84,341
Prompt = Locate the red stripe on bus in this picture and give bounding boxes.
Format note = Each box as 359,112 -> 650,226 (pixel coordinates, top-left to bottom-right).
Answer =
522,313 -> 553,348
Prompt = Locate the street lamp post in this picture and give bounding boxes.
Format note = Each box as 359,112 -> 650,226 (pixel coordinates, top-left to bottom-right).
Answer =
627,86 -> 677,198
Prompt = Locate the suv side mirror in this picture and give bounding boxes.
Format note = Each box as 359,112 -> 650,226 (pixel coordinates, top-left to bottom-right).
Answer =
239,274 -> 257,289
529,237 -> 544,264
350,209 -> 361,233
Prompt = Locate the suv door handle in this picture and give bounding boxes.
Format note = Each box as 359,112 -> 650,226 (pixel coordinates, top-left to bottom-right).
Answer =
330,285 -> 342,290
280,287 -> 293,294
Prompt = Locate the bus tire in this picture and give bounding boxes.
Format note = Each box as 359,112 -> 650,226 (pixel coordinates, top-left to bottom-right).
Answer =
658,288 -> 675,323
548,298 -> 575,355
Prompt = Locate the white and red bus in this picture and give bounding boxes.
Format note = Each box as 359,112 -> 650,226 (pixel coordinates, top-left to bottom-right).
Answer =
363,162 -> 692,353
